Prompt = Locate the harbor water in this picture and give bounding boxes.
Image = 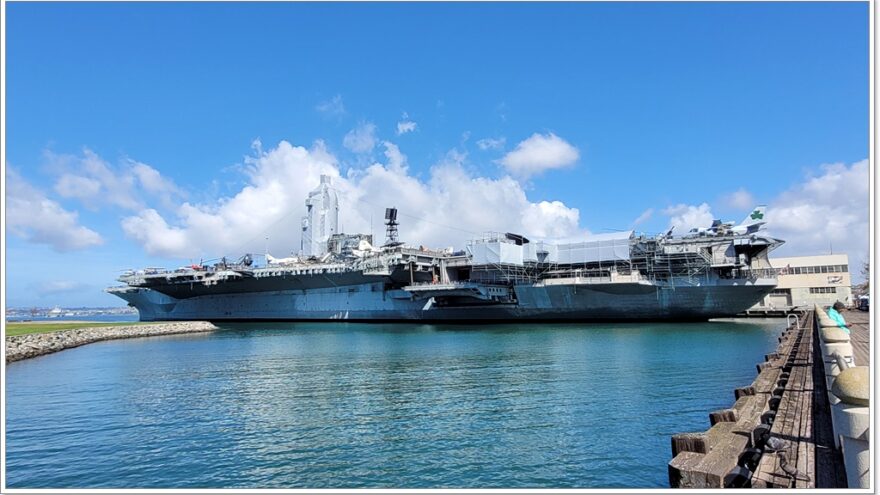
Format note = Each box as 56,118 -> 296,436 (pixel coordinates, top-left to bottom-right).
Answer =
6,319 -> 782,488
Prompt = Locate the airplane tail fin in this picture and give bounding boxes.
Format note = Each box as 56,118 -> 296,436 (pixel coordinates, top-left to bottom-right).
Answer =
740,205 -> 767,226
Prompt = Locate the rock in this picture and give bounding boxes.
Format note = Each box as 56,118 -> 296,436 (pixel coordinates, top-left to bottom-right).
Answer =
5,321 -> 219,363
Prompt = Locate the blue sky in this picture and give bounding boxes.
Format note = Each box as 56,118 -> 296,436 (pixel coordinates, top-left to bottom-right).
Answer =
5,2 -> 870,307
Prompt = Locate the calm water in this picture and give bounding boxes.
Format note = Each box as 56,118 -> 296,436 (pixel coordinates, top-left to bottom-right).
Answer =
6,319 -> 783,488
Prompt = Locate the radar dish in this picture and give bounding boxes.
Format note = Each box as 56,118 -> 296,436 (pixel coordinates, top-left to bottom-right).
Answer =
384,207 -> 401,246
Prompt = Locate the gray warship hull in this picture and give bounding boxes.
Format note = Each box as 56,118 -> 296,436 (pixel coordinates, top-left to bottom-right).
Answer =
108,278 -> 776,322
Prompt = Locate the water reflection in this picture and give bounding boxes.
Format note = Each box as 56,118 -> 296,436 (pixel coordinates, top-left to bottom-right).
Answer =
7,319 -> 782,488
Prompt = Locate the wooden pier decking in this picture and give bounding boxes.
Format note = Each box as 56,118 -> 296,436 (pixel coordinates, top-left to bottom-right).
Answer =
749,310 -> 840,488
848,310 -> 870,367
669,309 -> 868,488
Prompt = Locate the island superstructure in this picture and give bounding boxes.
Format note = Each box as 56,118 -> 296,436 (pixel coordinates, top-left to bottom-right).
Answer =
108,176 -> 783,321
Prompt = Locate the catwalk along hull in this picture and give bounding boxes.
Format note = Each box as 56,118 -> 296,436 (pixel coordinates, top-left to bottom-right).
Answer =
108,278 -> 776,322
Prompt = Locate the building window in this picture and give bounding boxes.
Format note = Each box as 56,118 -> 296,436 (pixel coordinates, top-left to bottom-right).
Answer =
778,264 -> 849,275
770,289 -> 790,295
809,287 -> 837,294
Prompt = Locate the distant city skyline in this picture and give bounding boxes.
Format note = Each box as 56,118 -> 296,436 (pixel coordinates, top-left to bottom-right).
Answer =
5,2 -> 870,307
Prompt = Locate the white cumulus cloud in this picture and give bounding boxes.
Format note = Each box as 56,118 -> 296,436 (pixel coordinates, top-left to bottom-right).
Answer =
722,188 -> 758,210
54,174 -> 102,199
631,208 -> 654,227
663,202 -> 714,233
397,121 -> 417,135
123,140 -> 339,258
315,94 -> 345,118
396,113 -> 417,135
7,168 -> 104,251
47,149 -> 184,211
130,159 -> 185,209
343,122 -> 378,154
50,149 -> 140,210
121,139 -> 585,259
477,137 -> 506,151
765,159 -> 869,268
497,132 -> 579,178
121,208 -> 190,257
522,201 -> 581,239
131,160 -> 180,196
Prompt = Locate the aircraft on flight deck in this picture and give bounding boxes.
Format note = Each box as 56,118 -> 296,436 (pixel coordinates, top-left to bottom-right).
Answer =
687,205 -> 767,237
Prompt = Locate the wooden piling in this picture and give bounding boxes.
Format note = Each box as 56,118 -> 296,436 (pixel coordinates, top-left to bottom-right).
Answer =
668,311 -> 827,488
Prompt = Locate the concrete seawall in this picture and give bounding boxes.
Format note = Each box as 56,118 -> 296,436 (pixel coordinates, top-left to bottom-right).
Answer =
5,322 -> 219,363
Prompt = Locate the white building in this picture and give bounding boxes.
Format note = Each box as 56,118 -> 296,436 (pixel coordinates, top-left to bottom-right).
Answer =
753,254 -> 852,310
301,175 -> 339,257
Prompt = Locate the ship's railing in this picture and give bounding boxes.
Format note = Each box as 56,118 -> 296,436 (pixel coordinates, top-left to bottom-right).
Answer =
255,265 -> 348,277
541,275 -> 612,285
469,263 -> 540,284
543,267 -> 611,278
405,280 -> 504,289
652,251 -> 712,270
468,232 -> 513,244
538,271 -> 646,286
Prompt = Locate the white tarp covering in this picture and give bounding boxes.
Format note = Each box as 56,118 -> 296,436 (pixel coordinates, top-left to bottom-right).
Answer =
467,241 -> 524,265
466,231 -> 631,265
523,242 -> 538,262
556,231 -> 632,264
534,241 -> 558,263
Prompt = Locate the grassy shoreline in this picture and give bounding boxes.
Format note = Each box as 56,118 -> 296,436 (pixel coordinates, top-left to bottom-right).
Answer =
5,321 -> 152,337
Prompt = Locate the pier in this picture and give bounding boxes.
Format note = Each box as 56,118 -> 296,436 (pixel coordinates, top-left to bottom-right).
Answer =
848,310 -> 870,367
669,309 -> 870,488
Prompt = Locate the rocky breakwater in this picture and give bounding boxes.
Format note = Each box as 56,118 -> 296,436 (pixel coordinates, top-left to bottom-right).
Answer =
6,321 -> 219,363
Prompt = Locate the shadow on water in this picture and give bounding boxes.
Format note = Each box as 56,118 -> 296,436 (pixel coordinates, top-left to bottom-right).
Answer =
213,317 -> 784,337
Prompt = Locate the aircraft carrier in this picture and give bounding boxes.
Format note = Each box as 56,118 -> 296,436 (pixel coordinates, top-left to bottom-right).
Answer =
107,175 -> 783,322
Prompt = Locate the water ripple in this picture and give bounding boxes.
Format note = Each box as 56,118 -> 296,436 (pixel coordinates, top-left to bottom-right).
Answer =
6,319 -> 783,488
